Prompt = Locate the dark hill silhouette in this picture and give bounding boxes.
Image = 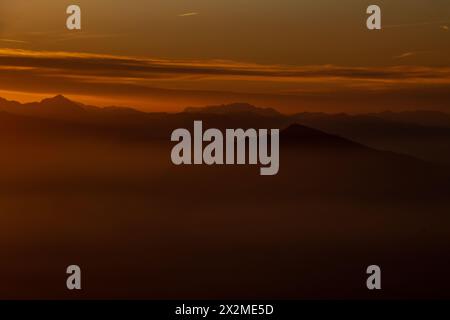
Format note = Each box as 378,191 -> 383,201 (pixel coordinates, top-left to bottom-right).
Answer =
292,112 -> 450,165
1,97 -> 450,300
1,95 -> 450,165
0,103 -> 436,182
180,105 -> 450,166
280,124 -> 367,150
277,124 -> 443,199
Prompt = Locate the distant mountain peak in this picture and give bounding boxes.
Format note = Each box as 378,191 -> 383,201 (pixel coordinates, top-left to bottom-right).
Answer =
41,94 -> 78,105
184,102 -> 281,117
36,94 -> 86,114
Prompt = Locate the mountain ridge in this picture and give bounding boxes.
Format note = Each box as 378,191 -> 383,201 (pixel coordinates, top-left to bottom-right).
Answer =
1,95 -> 450,165
184,102 -> 281,117
1,95 -> 449,123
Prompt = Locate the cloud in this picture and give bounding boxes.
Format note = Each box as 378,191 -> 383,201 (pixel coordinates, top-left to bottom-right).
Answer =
0,48 -> 449,82
54,33 -> 127,42
394,52 -> 416,59
0,38 -> 28,44
0,48 -> 450,112
178,12 -> 199,17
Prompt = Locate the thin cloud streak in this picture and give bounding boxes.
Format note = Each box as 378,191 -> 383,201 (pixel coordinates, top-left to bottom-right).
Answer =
178,12 -> 199,17
394,52 -> 416,59
54,33 -> 127,42
0,38 -> 28,44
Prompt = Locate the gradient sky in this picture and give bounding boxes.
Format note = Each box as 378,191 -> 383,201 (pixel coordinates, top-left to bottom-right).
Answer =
0,0 -> 449,113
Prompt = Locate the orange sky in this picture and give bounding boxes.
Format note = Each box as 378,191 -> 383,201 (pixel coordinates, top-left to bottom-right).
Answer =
0,0 -> 449,113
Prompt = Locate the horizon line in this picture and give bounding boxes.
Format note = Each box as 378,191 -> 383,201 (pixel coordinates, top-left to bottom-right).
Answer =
1,93 -> 449,117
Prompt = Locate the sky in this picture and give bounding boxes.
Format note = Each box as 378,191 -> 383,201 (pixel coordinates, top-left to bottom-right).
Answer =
0,0 -> 449,113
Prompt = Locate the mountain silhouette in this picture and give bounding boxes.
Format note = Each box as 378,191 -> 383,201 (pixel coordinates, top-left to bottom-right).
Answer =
1,97 -> 450,301
0,95 -> 141,120
36,95 -> 87,115
280,124 -> 367,150
0,95 -> 85,119
291,112 -> 450,165
184,102 -> 281,117
2,96 -> 450,165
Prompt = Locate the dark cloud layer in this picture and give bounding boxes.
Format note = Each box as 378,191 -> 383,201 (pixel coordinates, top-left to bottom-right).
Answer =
0,49 -> 450,113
